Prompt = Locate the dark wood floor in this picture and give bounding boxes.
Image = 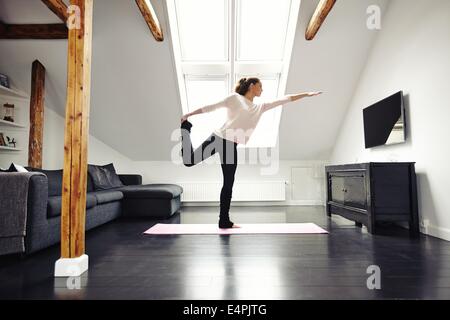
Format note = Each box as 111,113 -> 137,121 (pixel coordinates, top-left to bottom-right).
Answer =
1,205 -> 450,300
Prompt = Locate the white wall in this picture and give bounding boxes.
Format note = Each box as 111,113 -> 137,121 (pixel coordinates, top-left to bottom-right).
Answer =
0,0 -> 387,161
1,0 -> 362,208
0,95 -> 329,207
330,0 -> 450,240
280,0 -> 389,160
0,100 -> 135,174
42,107 -> 135,173
133,159 -> 328,206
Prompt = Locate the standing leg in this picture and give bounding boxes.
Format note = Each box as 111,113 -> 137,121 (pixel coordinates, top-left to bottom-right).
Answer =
181,120 -> 217,167
218,137 -> 238,228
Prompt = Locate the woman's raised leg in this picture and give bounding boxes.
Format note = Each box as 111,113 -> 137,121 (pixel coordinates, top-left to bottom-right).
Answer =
181,120 -> 218,167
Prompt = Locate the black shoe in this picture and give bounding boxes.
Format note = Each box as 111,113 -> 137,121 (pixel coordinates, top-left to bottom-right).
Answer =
218,219 -> 234,229
181,120 -> 192,132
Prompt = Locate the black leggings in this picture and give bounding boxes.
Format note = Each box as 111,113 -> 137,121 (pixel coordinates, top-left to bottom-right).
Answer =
181,129 -> 238,220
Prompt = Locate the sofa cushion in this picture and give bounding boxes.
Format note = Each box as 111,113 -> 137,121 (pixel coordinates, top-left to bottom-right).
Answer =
2,163 -> 29,173
91,190 -> 124,205
118,174 -> 142,186
120,184 -> 183,199
47,194 -> 98,218
87,173 -> 95,192
88,163 -> 124,191
27,168 -> 63,197
0,163 -> 16,172
26,167 -> 96,193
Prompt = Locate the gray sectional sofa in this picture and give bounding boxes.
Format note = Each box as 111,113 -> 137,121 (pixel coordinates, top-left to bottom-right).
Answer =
0,165 -> 183,256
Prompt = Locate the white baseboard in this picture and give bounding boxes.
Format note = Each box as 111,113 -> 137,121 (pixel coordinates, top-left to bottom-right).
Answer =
181,201 -> 325,207
54,254 -> 89,277
420,221 -> 450,241
285,200 -> 325,206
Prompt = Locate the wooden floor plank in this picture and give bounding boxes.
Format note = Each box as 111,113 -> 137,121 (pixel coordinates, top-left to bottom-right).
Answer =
1,206 -> 450,299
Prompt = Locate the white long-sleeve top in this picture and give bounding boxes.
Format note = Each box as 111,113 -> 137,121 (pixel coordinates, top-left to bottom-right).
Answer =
200,93 -> 292,145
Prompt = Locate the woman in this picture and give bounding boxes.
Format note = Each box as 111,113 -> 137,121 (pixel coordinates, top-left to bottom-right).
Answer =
180,77 -> 322,229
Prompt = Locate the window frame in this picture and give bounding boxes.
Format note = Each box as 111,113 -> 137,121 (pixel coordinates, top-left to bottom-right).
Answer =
166,0 -> 301,149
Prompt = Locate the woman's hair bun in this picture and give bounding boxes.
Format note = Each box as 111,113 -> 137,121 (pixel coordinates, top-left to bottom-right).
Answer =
234,77 -> 260,96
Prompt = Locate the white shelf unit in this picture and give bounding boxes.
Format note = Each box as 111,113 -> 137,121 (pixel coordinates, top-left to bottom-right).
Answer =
0,118 -> 26,128
0,81 -> 29,168
0,85 -> 28,99
0,146 -> 22,151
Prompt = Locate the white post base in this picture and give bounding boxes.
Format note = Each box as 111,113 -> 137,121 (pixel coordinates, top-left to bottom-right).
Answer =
54,254 -> 89,277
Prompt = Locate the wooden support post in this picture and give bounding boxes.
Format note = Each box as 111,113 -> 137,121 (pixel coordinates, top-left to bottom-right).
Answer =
60,0 -> 93,263
28,60 -> 46,169
41,0 -> 69,23
305,0 -> 336,41
135,0 -> 164,41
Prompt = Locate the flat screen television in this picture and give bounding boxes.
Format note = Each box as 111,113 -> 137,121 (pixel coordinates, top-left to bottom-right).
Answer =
363,91 -> 406,149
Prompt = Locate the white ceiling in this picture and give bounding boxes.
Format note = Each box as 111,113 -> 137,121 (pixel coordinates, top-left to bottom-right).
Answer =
0,0 -> 389,161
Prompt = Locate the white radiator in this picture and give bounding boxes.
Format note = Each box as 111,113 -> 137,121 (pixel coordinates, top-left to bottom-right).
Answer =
177,181 -> 286,202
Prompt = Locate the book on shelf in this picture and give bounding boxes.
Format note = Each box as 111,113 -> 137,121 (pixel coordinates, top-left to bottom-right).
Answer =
0,133 -> 7,146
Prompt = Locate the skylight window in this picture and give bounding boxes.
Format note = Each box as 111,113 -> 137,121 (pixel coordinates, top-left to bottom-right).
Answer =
167,0 -> 301,148
236,0 -> 291,61
175,0 -> 228,61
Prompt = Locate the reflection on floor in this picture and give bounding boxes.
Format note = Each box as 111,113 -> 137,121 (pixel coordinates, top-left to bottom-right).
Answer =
1,205 -> 450,300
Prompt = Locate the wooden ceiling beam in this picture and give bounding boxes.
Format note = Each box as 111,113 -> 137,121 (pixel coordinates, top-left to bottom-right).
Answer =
29,60 -> 46,169
305,0 -> 337,41
0,23 -> 68,39
135,0 -> 164,42
41,0 -> 69,23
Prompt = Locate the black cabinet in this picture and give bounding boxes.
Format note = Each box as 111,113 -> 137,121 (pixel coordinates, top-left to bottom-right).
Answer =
325,162 -> 419,237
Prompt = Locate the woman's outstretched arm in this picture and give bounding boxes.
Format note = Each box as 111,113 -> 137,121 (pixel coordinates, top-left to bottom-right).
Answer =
181,95 -> 231,123
289,91 -> 322,101
261,91 -> 322,113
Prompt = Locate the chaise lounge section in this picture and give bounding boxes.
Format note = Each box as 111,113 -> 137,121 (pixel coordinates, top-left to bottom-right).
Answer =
0,164 -> 183,256
121,184 -> 183,218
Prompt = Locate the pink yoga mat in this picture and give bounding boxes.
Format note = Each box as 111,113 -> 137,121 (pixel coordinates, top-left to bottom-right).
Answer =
144,223 -> 328,235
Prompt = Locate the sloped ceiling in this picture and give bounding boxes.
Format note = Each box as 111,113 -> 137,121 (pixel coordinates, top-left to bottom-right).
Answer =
0,0 -> 389,161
